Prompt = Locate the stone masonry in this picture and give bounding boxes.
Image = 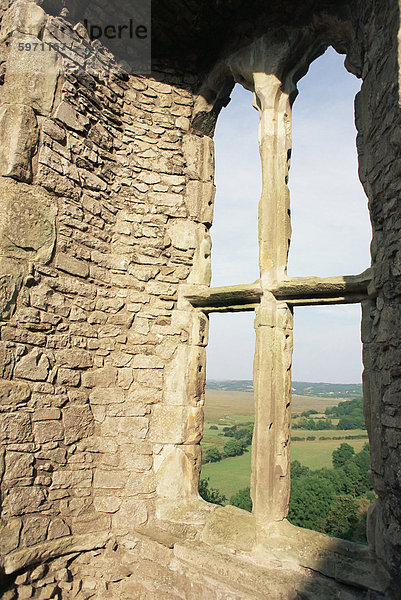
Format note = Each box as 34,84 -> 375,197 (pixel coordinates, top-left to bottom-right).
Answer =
0,0 -> 401,598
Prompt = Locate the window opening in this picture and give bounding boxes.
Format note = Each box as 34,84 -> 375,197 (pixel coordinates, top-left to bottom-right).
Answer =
288,47 -> 371,278
211,84 -> 260,287
289,304 -> 372,543
292,304 -> 363,384
187,45 -> 372,547
199,313 -> 255,511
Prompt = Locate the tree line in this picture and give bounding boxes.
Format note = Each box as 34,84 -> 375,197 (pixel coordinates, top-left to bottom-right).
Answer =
293,397 -> 365,430
203,424 -> 253,463
200,442 -> 373,543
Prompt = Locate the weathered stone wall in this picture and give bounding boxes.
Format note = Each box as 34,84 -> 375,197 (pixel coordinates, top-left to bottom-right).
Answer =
0,0 -> 401,598
0,2 -> 213,595
356,1 -> 401,597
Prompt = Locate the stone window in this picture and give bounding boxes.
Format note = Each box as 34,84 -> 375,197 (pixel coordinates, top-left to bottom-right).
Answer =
186,43 -> 372,537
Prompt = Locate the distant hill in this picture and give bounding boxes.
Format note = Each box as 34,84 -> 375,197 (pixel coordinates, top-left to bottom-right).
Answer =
206,380 -> 254,393
206,380 -> 362,398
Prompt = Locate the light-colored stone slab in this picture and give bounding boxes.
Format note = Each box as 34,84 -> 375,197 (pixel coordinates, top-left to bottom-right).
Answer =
4,34 -> 59,115
0,104 -> 38,182
4,533 -> 109,574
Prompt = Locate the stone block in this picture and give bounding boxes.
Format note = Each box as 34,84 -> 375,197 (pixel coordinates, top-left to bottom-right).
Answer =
0,104 -> 38,182
0,342 -> 15,379
138,534 -> 174,567
154,445 -> 200,498
47,518 -> 70,540
112,498 -> 148,535
185,180 -> 215,225
54,101 -> 90,133
55,254 -> 89,278
191,311 -> 209,347
57,368 -> 80,386
0,176 -> 56,266
4,452 -> 34,480
163,345 -> 204,406
127,386 -> 161,405
14,349 -> 50,381
118,368 -> 134,390
134,369 -> 163,389
0,412 -> 33,443
20,515 -> 49,548
100,416 -> 149,441
167,219 -> 200,250
0,258 -> 25,321
187,232 -> 212,286
89,388 -> 124,405
201,505 -> 256,551
33,420 -> 64,443
62,405 -> 93,445
4,34 -> 59,115
150,405 -> 203,444
55,349 -> 92,370
91,250 -> 129,272
42,118 -> 66,143
2,487 -> 45,517
0,2 -> 46,40
125,472 -> 156,495
132,354 -> 164,369
79,169 -> 107,192
93,470 -> 127,489
182,134 -> 214,181
93,496 -> 122,513
51,470 -> 92,490
119,448 -> 153,472
186,347 -> 206,401
32,408 -> 61,421
0,380 -> 31,405
82,367 -> 117,388
0,518 -> 22,555
82,436 -> 118,455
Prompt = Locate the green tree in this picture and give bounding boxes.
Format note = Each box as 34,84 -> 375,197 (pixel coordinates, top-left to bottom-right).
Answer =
337,414 -> 364,430
343,459 -> 366,496
205,447 -> 222,463
234,427 -> 253,445
315,467 -> 349,495
223,425 -> 237,437
352,443 -> 371,492
325,495 -> 359,540
352,496 -> 373,543
291,460 -> 310,479
224,439 -> 247,457
199,478 -> 226,505
288,475 -> 336,531
230,487 -> 252,512
332,443 -> 355,469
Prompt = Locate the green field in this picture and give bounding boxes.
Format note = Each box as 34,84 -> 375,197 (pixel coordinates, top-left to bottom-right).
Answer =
204,389 -> 350,422
201,437 -> 368,499
201,389 -> 368,499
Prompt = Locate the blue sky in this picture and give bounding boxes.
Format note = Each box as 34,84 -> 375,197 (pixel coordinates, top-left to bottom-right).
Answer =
206,48 -> 371,383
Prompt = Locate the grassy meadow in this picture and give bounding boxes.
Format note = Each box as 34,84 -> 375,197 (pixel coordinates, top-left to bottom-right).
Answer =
201,389 -> 368,499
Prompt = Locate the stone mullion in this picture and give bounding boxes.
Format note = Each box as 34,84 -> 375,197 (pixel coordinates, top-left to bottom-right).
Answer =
251,298 -> 293,532
252,73 -> 293,531
256,76 -> 292,284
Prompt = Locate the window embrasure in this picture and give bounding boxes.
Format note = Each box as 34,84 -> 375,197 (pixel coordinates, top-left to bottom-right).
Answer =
186,40 -> 372,538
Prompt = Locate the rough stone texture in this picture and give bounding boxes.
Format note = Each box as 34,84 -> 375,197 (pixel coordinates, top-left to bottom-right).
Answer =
0,0 -> 400,599
0,178 -> 57,320
0,104 -> 38,181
